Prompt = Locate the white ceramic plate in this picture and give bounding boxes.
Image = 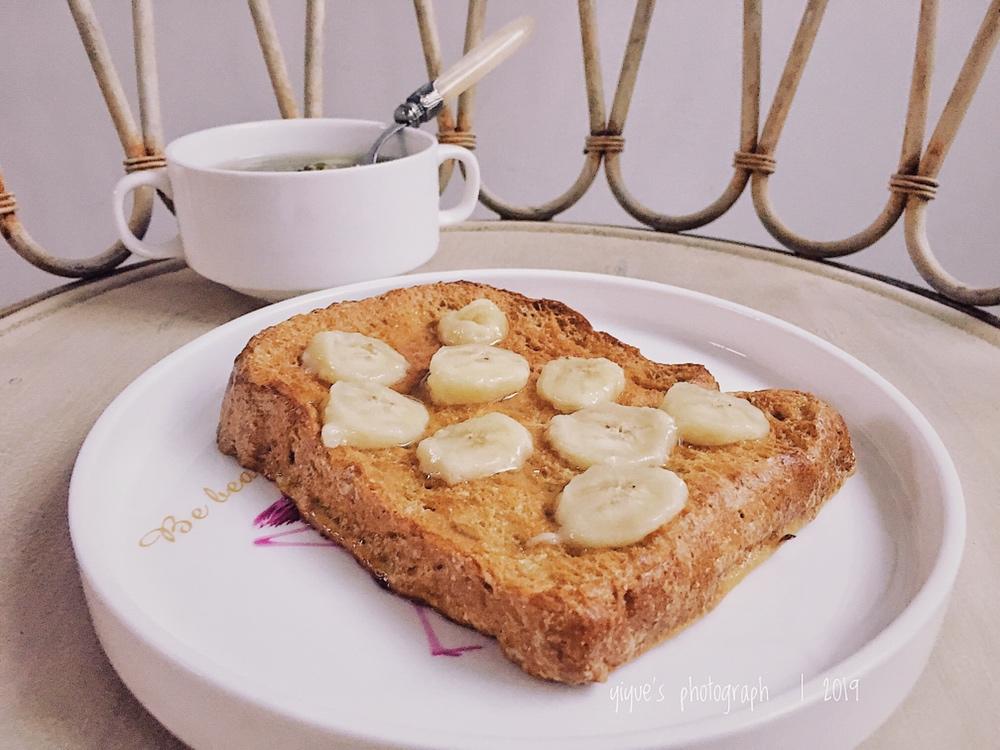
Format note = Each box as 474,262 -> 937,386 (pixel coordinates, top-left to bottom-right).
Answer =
70,269 -> 964,750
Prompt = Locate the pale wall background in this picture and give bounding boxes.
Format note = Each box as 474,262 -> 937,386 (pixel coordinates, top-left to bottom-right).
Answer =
2,1 -> 999,308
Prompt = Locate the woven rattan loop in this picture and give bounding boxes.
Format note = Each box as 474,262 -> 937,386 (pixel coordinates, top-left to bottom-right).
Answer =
437,130 -> 477,150
889,173 -> 939,201
733,151 -> 776,174
584,134 -> 625,155
0,192 -> 16,217
123,154 -> 167,173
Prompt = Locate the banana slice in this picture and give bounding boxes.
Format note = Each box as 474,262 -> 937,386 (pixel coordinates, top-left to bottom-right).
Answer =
416,412 -> 533,484
437,298 -> 508,345
321,381 -> 429,449
555,464 -> 688,548
302,330 -> 408,386
426,344 -> 530,405
537,356 -> 626,412
660,381 -> 770,446
547,402 -> 677,469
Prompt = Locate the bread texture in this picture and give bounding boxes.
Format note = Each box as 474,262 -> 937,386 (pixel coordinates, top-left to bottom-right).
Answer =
218,281 -> 855,684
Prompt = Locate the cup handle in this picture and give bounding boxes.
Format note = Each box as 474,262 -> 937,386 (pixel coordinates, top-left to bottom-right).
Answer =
435,145 -> 481,227
112,168 -> 185,259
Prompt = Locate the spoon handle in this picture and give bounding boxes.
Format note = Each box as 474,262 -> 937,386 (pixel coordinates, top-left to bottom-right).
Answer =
433,16 -> 535,100
368,16 -> 534,164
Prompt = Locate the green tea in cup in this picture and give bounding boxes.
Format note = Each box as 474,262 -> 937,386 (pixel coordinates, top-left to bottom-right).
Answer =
219,152 -> 396,172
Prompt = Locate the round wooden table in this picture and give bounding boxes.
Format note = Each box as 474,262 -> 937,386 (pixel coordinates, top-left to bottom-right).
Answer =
2,222 -> 997,749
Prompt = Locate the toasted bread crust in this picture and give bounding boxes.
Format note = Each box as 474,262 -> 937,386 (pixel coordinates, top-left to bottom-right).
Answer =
218,281 -> 854,683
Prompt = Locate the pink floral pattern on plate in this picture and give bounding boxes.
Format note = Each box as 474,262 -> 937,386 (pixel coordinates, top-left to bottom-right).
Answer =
253,497 -> 483,658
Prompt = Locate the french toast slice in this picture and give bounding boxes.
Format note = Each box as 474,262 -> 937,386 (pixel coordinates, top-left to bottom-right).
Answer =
218,281 -> 854,684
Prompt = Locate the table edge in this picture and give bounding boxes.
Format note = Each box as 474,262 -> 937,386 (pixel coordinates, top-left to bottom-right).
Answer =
683,229 -> 1000,328
2,223 -> 997,332
464,222 -> 1000,329
0,258 -> 186,319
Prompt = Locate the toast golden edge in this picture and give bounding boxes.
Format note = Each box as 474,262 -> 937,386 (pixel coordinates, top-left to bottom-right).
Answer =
217,281 -> 856,684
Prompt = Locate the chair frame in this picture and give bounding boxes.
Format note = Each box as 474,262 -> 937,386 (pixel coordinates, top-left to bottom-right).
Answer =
1,0 -> 998,306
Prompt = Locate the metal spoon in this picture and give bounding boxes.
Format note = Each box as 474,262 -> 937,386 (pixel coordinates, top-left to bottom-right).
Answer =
364,16 -> 534,165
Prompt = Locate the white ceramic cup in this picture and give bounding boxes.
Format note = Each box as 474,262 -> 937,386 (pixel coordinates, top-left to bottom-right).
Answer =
112,119 -> 480,300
